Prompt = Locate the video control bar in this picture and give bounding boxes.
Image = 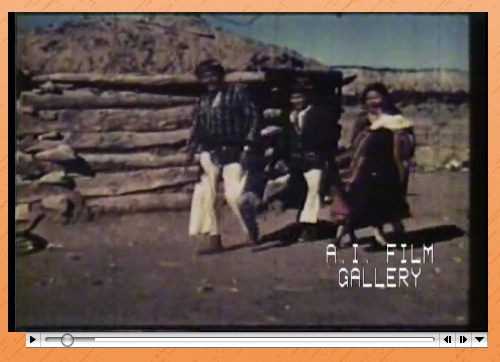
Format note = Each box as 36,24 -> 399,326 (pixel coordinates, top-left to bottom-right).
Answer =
26,332 -> 488,348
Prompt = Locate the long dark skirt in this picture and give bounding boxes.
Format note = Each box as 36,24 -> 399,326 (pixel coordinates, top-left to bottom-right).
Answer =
334,174 -> 411,228
330,128 -> 412,228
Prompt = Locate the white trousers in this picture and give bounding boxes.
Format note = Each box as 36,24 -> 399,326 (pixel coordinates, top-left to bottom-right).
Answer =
188,152 -> 258,237
298,169 -> 323,224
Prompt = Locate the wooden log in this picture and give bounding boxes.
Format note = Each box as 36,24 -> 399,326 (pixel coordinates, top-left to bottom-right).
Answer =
25,131 -> 190,153
16,151 -> 63,178
38,131 -> 68,141
20,91 -> 198,110
17,106 -> 195,135
20,162 -> 63,179
39,81 -> 74,93
25,140 -> 65,153
18,143 -> 96,179
79,153 -> 196,171
74,167 -> 199,197
17,135 -> 36,150
87,193 -> 192,214
79,149 -> 283,173
17,167 -> 199,203
35,144 -> 76,162
66,130 -> 190,151
39,171 -> 70,184
69,128 -> 278,156
16,181 -> 75,204
18,106 -> 280,136
69,128 -> 277,154
31,72 -> 266,88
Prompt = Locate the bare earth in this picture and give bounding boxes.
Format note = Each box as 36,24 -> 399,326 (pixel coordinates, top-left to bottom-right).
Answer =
16,172 -> 469,329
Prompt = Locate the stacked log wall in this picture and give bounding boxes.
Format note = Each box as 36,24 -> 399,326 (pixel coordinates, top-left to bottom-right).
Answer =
16,72 -> 284,219
16,71 -> 469,221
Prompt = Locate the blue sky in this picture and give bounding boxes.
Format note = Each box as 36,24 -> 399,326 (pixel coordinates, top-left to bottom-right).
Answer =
17,14 -> 469,71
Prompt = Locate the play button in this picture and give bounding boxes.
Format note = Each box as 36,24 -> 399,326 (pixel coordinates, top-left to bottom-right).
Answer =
26,333 -> 40,348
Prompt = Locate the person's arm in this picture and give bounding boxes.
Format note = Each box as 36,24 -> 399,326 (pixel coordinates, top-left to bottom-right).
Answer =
350,113 -> 369,146
393,129 -> 415,185
393,132 -> 407,185
342,130 -> 380,186
335,114 -> 366,168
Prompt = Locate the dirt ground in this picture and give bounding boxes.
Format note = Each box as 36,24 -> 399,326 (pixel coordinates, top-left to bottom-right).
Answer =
15,171 -> 469,329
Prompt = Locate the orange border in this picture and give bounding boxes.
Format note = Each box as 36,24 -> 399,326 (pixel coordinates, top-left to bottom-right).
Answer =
7,4 -> 496,361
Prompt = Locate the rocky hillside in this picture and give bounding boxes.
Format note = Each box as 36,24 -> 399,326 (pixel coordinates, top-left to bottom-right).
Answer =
335,66 -> 468,95
18,15 -> 468,94
18,15 -> 325,75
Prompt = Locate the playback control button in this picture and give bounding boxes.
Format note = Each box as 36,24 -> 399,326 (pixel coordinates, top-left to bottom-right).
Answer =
457,333 -> 472,347
26,333 -> 41,348
440,333 -> 456,347
472,333 -> 487,348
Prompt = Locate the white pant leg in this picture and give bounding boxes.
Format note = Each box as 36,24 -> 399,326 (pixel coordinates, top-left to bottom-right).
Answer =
188,176 -> 207,235
299,169 -> 323,224
188,152 -> 221,236
222,163 -> 259,237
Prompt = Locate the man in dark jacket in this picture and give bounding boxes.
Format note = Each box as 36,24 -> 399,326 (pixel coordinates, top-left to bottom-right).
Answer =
186,59 -> 262,255
284,82 -> 341,242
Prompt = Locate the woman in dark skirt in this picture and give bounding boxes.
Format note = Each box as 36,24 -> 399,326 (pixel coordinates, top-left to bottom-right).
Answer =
331,82 -> 415,246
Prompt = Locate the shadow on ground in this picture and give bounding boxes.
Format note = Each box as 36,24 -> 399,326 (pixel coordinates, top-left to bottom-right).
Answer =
16,232 -> 50,257
252,220 -> 336,252
363,224 -> 466,253
252,223 -> 465,253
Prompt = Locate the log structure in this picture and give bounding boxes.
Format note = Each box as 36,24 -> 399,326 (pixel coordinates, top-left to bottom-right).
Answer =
20,92 -> 198,110
16,69 -> 341,218
31,71 -> 267,88
17,106 -> 195,134
16,68 -> 467,220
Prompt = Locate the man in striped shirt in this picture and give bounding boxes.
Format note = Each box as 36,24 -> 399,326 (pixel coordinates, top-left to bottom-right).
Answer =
186,59 -> 262,255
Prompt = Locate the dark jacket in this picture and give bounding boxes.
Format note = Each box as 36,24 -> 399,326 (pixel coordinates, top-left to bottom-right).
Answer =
284,105 -> 340,171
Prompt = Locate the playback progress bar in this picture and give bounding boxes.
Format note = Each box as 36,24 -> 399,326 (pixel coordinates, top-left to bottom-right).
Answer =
29,332 -> 484,348
45,335 -> 434,344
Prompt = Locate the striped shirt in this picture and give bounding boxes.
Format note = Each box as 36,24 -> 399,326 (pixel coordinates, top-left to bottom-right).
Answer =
186,85 -> 262,157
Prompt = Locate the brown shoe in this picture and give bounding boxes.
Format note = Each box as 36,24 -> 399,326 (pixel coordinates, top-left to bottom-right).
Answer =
198,235 -> 224,256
